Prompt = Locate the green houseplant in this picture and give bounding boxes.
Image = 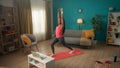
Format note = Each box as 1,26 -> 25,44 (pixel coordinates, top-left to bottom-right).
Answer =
91,14 -> 103,32
91,14 -> 103,42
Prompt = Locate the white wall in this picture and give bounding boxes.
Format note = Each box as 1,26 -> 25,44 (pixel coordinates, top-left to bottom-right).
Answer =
0,0 -> 14,7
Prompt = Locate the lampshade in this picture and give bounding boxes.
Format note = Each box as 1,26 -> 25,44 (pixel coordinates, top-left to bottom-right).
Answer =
77,18 -> 83,24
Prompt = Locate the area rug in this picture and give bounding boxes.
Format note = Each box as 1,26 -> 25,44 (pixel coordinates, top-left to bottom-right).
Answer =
48,48 -> 84,60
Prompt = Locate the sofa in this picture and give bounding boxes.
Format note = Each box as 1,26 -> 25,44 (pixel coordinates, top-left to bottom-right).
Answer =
64,30 -> 82,45
64,29 -> 96,46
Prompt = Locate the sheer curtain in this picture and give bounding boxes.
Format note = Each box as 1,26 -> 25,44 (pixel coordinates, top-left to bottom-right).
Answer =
30,0 -> 46,41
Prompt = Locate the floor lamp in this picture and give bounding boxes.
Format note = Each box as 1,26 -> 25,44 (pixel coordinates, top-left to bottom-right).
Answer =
77,18 -> 83,30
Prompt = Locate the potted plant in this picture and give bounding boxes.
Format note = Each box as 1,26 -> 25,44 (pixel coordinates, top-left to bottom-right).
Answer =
91,14 -> 103,43
91,14 -> 103,32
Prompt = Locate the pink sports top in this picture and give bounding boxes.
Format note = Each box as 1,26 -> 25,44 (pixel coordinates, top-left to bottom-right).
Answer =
56,25 -> 63,38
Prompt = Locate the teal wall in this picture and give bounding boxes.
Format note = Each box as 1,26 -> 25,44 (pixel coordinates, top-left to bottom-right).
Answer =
53,0 -> 120,42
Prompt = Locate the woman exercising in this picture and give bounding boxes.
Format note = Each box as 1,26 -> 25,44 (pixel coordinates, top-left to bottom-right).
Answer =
50,8 -> 74,56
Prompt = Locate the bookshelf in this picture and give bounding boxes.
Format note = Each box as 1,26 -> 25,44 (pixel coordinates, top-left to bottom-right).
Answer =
106,12 -> 120,45
0,6 -> 19,54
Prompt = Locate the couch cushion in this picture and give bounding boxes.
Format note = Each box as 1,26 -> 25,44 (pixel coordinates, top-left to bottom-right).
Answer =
80,38 -> 91,46
64,30 -> 81,37
65,37 -> 80,44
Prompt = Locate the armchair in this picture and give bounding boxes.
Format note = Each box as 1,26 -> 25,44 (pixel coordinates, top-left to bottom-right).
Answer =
21,34 -> 39,53
80,29 -> 96,47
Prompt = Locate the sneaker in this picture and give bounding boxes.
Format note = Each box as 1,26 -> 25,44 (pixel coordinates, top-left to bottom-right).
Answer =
49,54 -> 55,57
69,50 -> 75,54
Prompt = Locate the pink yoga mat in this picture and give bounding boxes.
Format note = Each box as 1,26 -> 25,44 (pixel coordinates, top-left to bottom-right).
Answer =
48,48 -> 84,60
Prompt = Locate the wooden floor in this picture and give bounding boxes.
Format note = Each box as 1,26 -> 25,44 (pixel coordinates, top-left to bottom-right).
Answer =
0,40 -> 120,68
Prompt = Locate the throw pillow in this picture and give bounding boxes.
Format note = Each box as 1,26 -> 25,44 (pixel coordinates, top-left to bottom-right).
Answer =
84,29 -> 94,39
26,34 -> 36,42
21,34 -> 32,46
